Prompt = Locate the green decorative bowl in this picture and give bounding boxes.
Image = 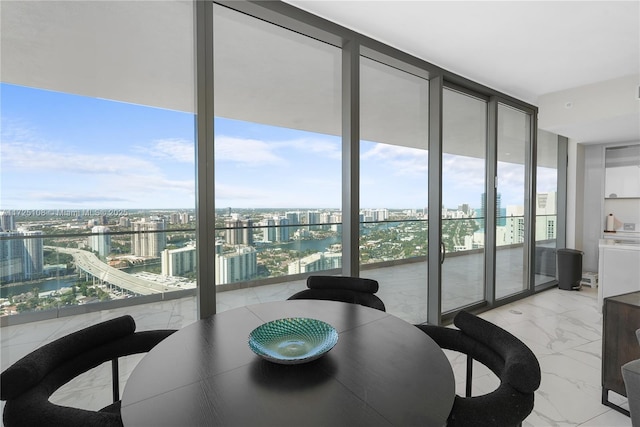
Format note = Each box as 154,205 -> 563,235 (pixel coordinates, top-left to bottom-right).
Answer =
248,318 -> 338,364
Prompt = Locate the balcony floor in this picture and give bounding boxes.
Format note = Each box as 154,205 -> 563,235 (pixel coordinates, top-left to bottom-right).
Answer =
0,262 -> 629,426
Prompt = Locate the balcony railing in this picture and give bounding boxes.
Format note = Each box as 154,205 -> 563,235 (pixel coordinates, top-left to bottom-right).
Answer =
1,213 -> 557,325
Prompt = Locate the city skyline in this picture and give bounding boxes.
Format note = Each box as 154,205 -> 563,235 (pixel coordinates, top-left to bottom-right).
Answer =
1,83 -> 557,211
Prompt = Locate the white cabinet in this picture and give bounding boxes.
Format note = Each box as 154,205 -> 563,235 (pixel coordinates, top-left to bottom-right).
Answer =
604,145 -> 640,198
598,239 -> 640,309
605,165 -> 640,198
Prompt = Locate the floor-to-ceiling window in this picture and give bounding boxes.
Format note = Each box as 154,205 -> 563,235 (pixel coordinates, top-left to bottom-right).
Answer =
212,4 -> 342,310
359,55 -> 429,323
495,103 -> 532,299
1,0 -> 563,328
440,87 -> 487,313
535,129 -> 560,286
0,1 -> 196,321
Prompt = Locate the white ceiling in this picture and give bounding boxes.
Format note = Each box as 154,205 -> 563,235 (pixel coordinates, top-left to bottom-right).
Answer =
2,1 -> 638,145
285,0 -> 640,144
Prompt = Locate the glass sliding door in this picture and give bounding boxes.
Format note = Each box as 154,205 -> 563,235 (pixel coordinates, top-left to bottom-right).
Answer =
212,5 -> 341,310
495,103 -> 531,299
534,130 -> 559,286
359,56 -> 429,323
441,87 -> 487,313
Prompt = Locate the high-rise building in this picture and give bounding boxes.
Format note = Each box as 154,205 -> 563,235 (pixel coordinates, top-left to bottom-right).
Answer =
89,225 -> 111,258
215,246 -> 257,284
501,205 -> 525,244
480,192 -> 504,227
21,230 -> 44,279
287,251 -> 342,275
224,218 -> 253,245
285,211 -> 300,226
1,229 -> 45,281
262,218 -> 276,243
307,211 -> 321,231
0,231 -> 24,281
131,219 -> 166,257
180,212 -> 190,224
320,212 -> 331,230
263,217 -> 291,243
535,191 -> 557,240
362,209 -> 388,222
277,217 -> 290,242
161,245 -> 196,276
0,211 -> 16,231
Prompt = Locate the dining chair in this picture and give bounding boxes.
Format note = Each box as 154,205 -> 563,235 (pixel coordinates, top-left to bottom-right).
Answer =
416,310 -> 541,427
287,275 -> 386,311
621,328 -> 640,427
0,315 -> 176,427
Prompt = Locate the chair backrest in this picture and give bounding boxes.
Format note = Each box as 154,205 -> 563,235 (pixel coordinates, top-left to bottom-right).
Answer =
1,315 -> 136,401
453,310 -> 541,394
306,275 -> 379,293
623,359 -> 640,427
416,310 -> 541,427
287,275 -> 386,311
624,328 -> 640,427
1,315 -> 176,427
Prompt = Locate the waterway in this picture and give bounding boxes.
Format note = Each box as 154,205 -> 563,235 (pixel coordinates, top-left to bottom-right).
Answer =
0,262 -> 162,298
1,276 -> 79,298
0,231 -> 381,298
256,235 -> 341,253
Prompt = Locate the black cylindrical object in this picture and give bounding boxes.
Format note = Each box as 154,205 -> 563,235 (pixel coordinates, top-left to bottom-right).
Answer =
557,248 -> 583,291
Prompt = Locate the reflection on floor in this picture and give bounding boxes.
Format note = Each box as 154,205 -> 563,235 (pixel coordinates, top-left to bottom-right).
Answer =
0,279 -> 631,426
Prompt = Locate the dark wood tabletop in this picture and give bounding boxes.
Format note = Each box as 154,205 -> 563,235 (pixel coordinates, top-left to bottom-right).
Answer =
121,300 -> 455,426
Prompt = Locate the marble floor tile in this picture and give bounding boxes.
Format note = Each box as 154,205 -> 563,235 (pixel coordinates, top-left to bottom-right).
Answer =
0,276 -> 633,427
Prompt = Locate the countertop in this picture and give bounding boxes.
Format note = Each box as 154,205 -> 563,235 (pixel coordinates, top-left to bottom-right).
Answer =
600,235 -> 640,251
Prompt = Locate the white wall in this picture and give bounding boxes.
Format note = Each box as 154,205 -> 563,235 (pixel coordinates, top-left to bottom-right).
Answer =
569,141 -> 640,273
566,139 -> 581,250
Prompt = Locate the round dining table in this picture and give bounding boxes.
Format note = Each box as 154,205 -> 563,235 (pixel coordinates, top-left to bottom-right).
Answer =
121,299 -> 455,426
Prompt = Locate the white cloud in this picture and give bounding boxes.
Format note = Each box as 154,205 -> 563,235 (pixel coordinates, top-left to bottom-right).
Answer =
29,193 -> 130,204
274,138 -> 341,160
215,136 -> 286,166
0,121 -> 196,209
362,143 -> 424,160
147,138 -> 195,163
215,135 -> 341,166
362,143 -> 428,177
2,141 -> 161,175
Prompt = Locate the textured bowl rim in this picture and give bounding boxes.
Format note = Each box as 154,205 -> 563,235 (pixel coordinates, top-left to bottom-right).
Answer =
248,317 -> 338,364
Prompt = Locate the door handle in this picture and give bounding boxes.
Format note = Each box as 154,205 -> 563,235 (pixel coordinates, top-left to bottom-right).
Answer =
440,242 -> 446,264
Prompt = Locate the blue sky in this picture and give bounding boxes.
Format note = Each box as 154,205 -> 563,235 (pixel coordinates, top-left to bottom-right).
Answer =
1,83 -> 556,211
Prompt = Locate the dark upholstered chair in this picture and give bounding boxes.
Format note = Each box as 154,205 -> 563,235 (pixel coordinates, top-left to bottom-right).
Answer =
621,328 -> 640,427
288,275 -> 386,311
416,310 -> 541,427
1,315 -> 176,427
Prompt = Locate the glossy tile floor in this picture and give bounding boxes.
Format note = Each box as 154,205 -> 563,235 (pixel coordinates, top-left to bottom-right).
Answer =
0,277 -> 632,426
